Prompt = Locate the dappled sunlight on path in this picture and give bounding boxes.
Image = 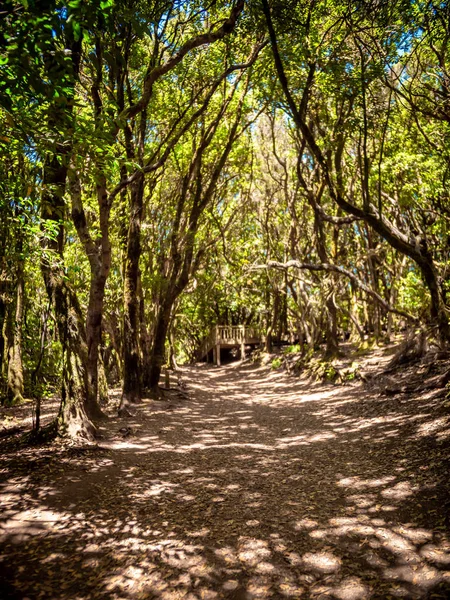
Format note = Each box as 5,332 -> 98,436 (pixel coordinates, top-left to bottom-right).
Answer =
1,361 -> 449,599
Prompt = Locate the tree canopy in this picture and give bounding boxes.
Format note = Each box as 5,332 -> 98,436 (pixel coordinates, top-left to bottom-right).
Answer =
1,0 -> 449,438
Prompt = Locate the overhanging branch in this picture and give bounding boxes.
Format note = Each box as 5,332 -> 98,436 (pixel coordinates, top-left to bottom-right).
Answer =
250,259 -> 417,323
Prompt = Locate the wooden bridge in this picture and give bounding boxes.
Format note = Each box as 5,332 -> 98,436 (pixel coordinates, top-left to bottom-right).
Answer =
197,325 -> 262,365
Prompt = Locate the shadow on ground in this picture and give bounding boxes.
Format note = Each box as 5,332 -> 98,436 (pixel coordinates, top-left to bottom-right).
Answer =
1,357 -> 449,599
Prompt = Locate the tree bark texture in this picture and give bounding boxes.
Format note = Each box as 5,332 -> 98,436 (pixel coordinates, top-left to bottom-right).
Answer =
7,257 -> 24,404
70,166 -> 110,420
119,174 -> 144,414
148,300 -> 173,389
41,154 -> 95,439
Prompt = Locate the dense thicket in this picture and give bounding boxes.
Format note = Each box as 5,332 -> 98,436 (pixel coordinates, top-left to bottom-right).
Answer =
1,0 -> 449,438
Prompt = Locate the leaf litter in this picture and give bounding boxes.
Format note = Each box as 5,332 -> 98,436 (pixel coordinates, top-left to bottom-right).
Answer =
0,345 -> 450,599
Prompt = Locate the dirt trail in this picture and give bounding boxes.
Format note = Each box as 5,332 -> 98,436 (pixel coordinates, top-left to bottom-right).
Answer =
1,359 -> 450,600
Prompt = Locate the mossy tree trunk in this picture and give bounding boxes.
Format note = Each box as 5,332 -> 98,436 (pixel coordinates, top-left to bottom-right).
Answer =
119,173 -> 145,415
69,165 -> 110,421
147,298 -> 175,390
41,152 -> 96,440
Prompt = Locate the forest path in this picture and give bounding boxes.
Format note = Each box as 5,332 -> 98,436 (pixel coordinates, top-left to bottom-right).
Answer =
1,359 -> 450,600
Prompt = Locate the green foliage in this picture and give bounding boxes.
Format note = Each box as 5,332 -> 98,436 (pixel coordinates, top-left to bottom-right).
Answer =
271,357 -> 282,369
341,362 -> 361,382
398,271 -> 430,317
283,344 -> 302,354
308,359 -> 338,382
2,0 -> 450,405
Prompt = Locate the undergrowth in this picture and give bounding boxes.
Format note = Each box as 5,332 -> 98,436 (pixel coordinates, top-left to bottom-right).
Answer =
268,348 -> 362,383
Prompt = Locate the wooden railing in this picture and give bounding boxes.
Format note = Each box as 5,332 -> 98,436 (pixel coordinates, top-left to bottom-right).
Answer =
197,329 -> 218,361
197,325 -> 261,361
218,325 -> 260,343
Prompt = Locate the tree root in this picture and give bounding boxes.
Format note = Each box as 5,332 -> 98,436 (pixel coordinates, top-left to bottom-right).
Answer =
26,419 -> 58,444
383,367 -> 450,397
386,330 -> 429,370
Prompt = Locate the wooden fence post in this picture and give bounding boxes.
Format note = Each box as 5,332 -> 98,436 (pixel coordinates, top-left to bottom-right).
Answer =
216,344 -> 221,366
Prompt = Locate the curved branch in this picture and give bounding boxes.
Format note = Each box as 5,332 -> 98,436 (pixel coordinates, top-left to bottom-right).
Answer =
122,0 -> 245,120
250,259 -> 417,322
108,43 -> 265,203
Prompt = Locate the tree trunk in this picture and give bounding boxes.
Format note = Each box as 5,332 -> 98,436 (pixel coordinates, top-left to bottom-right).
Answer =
36,31 -> 95,438
70,166 -> 110,421
148,301 -> 173,390
168,325 -> 178,371
276,270 -> 288,342
104,313 -> 123,381
7,258 -> 24,404
271,291 -> 280,343
85,267 -> 109,420
324,290 -> 339,358
365,226 -> 381,342
31,302 -> 50,388
0,296 -> 6,399
314,212 -> 339,357
265,325 -> 273,353
49,267 -> 95,439
57,295 -> 95,439
98,349 -> 109,405
119,174 -> 144,414
420,255 -> 450,342
41,155 -> 95,440
139,274 -> 152,384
